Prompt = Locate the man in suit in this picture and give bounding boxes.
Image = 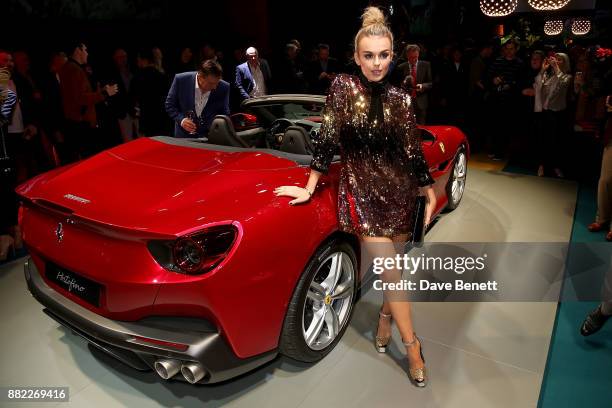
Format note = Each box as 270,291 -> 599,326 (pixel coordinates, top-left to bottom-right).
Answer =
306,44 -> 341,95
235,47 -> 272,102
440,47 -> 469,127
133,48 -> 171,137
106,48 -> 137,143
165,59 -> 230,138
395,44 -> 432,125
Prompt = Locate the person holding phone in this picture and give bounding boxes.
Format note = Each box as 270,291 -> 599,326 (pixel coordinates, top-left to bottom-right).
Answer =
533,52 -> 572,178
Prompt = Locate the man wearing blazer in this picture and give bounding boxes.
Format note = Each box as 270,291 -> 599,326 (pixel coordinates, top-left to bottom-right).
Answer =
165,59 -> 230,138
235,47 -> 272,102
395,44 -> 433,125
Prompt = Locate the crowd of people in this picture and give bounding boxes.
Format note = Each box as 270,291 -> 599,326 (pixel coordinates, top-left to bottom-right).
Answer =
1,34 -> 612,258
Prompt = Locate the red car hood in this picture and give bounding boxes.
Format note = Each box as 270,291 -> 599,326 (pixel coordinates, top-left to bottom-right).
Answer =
17,138 -> 302,236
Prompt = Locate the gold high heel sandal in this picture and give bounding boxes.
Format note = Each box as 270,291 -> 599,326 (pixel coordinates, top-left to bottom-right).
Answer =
374,309 -> 392,353
403,334 -> 427,387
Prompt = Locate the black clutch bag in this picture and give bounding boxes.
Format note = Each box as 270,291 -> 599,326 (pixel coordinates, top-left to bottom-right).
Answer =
409,195 -> 427,246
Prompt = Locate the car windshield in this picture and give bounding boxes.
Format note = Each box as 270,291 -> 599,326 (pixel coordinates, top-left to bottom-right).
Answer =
247,102 -> 324,125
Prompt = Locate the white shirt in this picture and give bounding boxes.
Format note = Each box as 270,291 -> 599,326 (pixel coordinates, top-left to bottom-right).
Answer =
194,73 -> 211,117
7,79 -> 24,134
248,62 -> 267,97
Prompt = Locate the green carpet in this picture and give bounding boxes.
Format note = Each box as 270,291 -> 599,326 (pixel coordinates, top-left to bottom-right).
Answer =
499,161 -> 612,406
538,301 -> 612,408
538,183 -> 612,407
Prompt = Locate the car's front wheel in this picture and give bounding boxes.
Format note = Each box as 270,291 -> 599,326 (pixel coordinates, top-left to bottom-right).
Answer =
279,239 -> 357,362
445,147 -> 467,211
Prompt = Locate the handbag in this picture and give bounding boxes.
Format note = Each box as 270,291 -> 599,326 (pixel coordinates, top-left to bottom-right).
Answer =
409,195 -> 427,246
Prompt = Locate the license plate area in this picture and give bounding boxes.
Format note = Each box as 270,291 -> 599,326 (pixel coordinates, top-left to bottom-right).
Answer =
46,263 -> 102,307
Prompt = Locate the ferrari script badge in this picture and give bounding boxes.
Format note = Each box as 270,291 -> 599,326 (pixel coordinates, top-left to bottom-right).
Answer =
64,194 -> 91,204
439,142 -> 445,154
55,223 -> 64,243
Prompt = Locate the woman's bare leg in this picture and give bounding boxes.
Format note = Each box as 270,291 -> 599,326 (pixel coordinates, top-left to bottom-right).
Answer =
363,235 -> 424,369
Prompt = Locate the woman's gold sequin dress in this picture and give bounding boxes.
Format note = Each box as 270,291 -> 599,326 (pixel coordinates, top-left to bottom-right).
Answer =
310,73 -> 434,238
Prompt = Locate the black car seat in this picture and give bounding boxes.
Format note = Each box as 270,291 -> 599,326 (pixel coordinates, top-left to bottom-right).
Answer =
207,115 -> 249,148
279,126 -> 314,155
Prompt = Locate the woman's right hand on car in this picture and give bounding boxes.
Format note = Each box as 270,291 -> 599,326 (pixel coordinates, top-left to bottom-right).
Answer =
274,186 -> 312,205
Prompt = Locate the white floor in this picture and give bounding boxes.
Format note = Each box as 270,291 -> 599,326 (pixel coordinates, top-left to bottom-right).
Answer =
0,167 -> 578,408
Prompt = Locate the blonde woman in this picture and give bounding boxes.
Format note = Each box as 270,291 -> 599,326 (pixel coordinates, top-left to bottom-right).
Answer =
274,7 -> 435,387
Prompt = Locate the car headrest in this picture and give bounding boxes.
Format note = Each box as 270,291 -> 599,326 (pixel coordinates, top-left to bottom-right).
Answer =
207,115 -> 249,148
279,126 -> 314,155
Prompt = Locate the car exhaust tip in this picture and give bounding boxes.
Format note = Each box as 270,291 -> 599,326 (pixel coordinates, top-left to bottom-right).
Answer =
181,362 -> 206,384
154,359 -> 181,380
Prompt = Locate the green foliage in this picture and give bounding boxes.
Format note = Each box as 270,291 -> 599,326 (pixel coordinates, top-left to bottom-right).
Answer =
503,18 -> 542,50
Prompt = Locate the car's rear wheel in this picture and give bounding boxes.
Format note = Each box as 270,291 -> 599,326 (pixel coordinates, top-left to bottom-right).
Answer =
279,239 -> 357,362
445,148 -> 467,211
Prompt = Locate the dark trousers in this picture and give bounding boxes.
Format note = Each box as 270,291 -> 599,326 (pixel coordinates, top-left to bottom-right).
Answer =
537,109 -> 567,170
528,112 -> 544,165
1,128 -> 18,231
62,120 -> 102,164
6,131 -> 51,182
414,105 -> 427,125
0,170 -> 17,231
466,93 -> 488,153
488,100 -> 518,158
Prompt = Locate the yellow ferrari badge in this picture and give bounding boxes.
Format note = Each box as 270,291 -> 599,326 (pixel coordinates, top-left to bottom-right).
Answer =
439,142 -> 445,153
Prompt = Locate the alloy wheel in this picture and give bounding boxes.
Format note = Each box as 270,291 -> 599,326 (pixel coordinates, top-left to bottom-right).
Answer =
301,251 -> 355,351
451,151 -> 466,205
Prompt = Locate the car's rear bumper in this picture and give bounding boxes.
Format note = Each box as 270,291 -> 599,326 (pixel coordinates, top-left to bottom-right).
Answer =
24,258 -> 277,383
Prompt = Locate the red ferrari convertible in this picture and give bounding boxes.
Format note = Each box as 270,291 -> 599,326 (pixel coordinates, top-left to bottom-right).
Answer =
18,94 -> 468,384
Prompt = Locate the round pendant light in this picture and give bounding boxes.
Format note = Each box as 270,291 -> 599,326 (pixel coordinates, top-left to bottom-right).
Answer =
528,0 -> 571,11
480,0 -> 518,17
544,20 -> 564,36
571,19 -> 591,35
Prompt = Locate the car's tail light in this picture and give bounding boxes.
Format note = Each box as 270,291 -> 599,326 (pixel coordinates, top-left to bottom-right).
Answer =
173,238 -> 206,274
148,225 -> 238,275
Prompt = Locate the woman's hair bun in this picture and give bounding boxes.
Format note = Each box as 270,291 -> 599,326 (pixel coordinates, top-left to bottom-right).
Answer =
354,6 -> 393,52
361,6 -> 386,28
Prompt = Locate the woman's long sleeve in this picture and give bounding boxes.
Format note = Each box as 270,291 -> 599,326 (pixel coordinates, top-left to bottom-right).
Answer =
400,95 -> 434,187
310,77 -> 345,174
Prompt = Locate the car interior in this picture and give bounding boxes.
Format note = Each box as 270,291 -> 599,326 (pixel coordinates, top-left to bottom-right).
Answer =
206,115 -> 320,155
155,100 -> 433,168
154,99 -> 334,166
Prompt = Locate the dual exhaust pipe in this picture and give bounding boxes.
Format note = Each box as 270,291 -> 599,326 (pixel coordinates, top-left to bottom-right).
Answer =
154,359 -> 206,384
